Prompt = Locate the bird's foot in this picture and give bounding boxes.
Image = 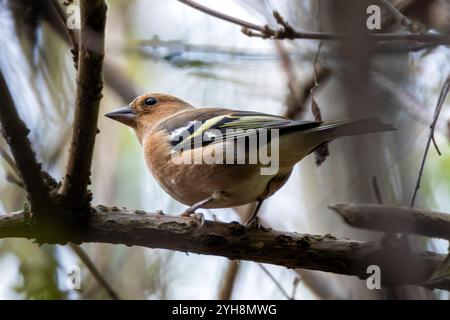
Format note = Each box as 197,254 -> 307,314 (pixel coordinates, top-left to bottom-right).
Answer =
245,216 -> 261,229
181,209 -> 205,227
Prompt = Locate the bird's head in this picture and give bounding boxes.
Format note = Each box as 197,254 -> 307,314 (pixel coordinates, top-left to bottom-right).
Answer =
105,93 -> 193,141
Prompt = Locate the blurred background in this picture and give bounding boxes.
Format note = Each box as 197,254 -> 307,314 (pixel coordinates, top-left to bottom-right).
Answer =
0,0 -> 449,299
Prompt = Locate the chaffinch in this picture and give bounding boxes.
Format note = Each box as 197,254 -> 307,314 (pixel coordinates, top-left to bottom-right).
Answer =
105,93 -> 394,223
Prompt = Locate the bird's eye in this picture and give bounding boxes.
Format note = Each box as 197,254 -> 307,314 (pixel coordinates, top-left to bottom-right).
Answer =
144,97 -> 157,106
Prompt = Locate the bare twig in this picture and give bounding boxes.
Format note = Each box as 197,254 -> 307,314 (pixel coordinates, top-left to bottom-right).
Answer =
258,264 -> 292,300
310,44 -> 322,120
1,207 -> 449,291
291,275 -> 301,300
0,71 -> 51,211
274,41 -> 304,117
280,0 -> 422,121
6,174 -> 25,189
372,72 -> 448,136
330,203 -> 450,240
296,270 -> 345,299
377,0 -> 426,33
410,75 -> 450,206
218,261 -> 240,300
51,0 -> 79,68
310,43 -> 329,166
178,0 -> 265,33
371,176 -> 384,204
68,243 -> 120,300
178,0 -> 450,44
0,146 -> 21,177
0,145 -> 26,187
60,0 -> 107,207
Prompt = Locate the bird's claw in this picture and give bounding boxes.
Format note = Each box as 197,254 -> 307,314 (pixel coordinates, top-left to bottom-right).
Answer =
181,210 -> 205,227
245,216 -> 261,229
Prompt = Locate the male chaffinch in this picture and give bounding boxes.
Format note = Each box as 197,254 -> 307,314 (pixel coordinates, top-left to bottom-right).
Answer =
105,93 -> 394,223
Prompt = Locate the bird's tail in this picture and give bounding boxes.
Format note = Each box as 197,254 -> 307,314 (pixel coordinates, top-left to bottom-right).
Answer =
311,118 -> 396,139
278,117 -> 395,169
280,118 -> 396,168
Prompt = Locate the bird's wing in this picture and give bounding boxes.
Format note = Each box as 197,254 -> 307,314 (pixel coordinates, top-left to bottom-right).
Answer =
156,108 -> 321,151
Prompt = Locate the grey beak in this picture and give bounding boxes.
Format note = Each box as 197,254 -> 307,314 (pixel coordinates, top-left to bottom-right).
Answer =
105,106 -> 137,124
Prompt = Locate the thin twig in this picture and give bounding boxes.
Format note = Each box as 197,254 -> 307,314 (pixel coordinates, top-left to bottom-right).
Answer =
0,146 -> 21,177
310,43 -> 329,166
312,44 -> 322,88
178,0 -> 264,32
178,0 -> 450,44
279,0 -> 426,121
371,176 -> 384,205
6,174 -> 24,189
377,0 -> 426,33
51,0 -> 79,68
291,275 -> 301,300
218,261 -> 240,300
410,75 -> 450,206
68,243 -> 120,300
258,264 -> 292,300
275,41 -> 306,118
0,148 -> 25,189
372,72 -> 448,136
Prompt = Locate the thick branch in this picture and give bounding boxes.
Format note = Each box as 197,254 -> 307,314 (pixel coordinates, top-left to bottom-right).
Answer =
1,207 -> 448,291
60,0 -> 107,205
330,203 -> 450,240
0,72 -> 51,209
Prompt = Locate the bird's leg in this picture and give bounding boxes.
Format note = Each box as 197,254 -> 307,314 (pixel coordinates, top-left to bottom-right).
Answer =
182,196 -> 214,215
245,199 -> 264,226
181,196 -> 215,227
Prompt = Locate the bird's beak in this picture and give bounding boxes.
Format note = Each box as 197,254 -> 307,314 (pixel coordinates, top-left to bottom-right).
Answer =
105,106 -> 137,126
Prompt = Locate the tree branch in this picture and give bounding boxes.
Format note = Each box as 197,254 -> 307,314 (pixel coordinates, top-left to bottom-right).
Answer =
330,203 -> 450,240
1,207 -> 448,291
258,264 -> 292,299
277,0 -> 424,121
178,0 -> 450,44
0,72 -> 51,211
410,74 -> 450,206
60,0 -> 107,206
50,0 -> 79,68
218,260 -> 240,300
68,243 -> 120,300
377,0 -> 426,33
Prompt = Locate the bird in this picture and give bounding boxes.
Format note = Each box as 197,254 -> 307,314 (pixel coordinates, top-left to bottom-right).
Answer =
105,93 -> 395,224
